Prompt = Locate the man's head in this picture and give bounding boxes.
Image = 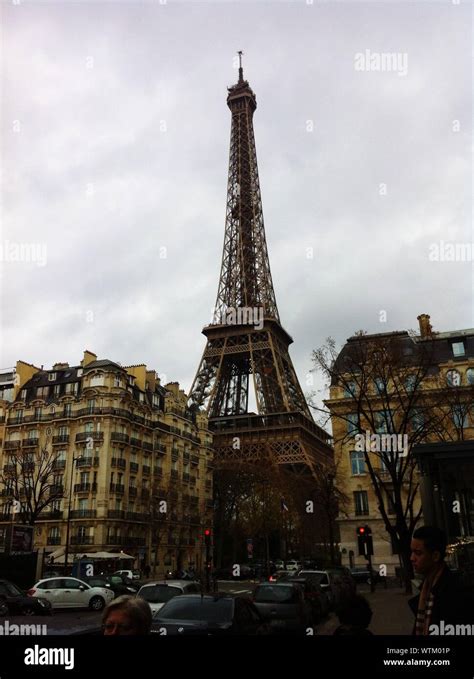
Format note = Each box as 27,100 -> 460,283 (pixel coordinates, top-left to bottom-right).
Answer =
102,595 -> 152,635
410,526 -> 447,576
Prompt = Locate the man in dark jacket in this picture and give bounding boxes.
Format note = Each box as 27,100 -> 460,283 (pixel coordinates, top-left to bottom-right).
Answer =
409,526 -> 473,635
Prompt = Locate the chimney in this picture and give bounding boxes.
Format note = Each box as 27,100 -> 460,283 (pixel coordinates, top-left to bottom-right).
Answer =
417,314 -> 433,338
81,350 -> 97,367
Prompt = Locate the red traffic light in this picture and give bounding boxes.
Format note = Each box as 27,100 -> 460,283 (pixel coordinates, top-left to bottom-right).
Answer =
357,526 -> 366,536
204,529 -> 211,536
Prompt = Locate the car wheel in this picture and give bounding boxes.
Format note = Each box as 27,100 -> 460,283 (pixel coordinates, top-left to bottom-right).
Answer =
22,606 -> 36,617
89,596 -> 105,611
0,600 -> 9,617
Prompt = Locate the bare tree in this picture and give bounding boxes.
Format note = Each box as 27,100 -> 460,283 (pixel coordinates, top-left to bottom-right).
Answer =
311,333 -> 468,592
0,443 -> 65,526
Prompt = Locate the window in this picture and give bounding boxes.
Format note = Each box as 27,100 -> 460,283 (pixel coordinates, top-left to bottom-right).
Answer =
49,527 -> 60,539
36,386 -> 49,398
77,369 -> 83,377
350,451 -> 365,475
90,375 -> 105,387
20,389 -> 27,400
344,381 -> 357,398
87,399 -> 95,414
466,369 -> 474,385
85,422 -> 94,433
114,376 -> 123,388
347,413 -> 359,436
48,373 -> 57,382
386,490 -> 396,515
65,383 -> 78,395
452,341 -> 465,358
405,375 -> 416,392
27,429 -> 38,439
34,407 -> 42,420
63,404 -> 72,417
78,498 -> 88,511
354,491 -> 369,516
54,385 -> 61,397
80,472 -> 89,485
374,377 -> 385,394
446,370 -> 461,387
1,387 -> 14,402
375,411 -> 394,434
58,425 -> 68,436
452,406 -> 469,429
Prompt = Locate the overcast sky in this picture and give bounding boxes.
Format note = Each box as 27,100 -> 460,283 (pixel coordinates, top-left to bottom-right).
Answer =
1,0 -> 472,407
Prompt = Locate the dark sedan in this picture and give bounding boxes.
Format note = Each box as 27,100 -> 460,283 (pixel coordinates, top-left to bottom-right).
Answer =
84,574 -> 139,597
153,594 -> 269,635
0,579 -> 52,616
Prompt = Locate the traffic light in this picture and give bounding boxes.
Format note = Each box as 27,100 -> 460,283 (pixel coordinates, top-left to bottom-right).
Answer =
204,529 -> 211,547
357,525 -> 373,558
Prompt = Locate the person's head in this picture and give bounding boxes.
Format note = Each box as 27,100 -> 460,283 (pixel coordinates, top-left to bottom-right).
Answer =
336,595 -> 372,629
102,595 -> 152,635
410,526 -> 446,576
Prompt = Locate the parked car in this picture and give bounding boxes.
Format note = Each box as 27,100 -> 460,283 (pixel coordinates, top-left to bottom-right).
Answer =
0,579 -> 51,617
154,594 -> 269,635
252,582 -> 312,634
274,560 -> 285,570
137,580 -> 201,615
285,560 -> 301,572
29,577 -> 114,611
84,574 -> 138,598
268,570 -> 292,583
113,569 -> 141,581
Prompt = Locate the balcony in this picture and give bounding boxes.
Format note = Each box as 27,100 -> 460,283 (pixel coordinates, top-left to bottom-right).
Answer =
206,461 -> 214,470
170,470 -> 178,480
191,456 -> 199,466
4,441 -> 21,450
110,483 -> 125,494
41,510 -> 63,519
70,509 -> 97,519
108,509 -> 125,519
141,489 -> 150,500
74,483 -> 90,493
154,443 -> 166,454
52,460 -> 66,470
142,465 -> 150,475
130,462 -> 139,473
23,462 -> 35,472
182,473 -> 190,484
75,432 -> 104,443
0,488 -> 13,497
355,509 -> 370,516
189,476 -> 196,486
205,480 -> 212,491
76,456 -> 100,468
130,437 -> 141,449
3,464 -> 16,474
110,432 -> 129,444
47,537 -> 61,545
111,458 -> 126,470
129,487 -> 137,497
23,438 -> 39,447
142,442 -> 153,452
53,435 -> 69,445
71,536 -> 94,545
153,468 -> 163,479
49,484 -> 64,495
126,511 -> 148,522
183,453 -> 190,463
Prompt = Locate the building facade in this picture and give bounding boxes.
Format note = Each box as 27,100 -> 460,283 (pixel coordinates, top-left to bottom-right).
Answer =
0,350 -> 213,576
326,314 -> 474,575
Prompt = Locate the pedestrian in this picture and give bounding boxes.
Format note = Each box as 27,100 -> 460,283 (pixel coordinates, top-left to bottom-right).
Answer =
409,525 -> 473,635
333,594 -> 373,636
102,595 -> 152,635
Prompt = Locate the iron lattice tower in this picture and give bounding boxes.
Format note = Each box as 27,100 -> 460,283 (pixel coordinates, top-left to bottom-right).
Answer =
189,56 -> 333,474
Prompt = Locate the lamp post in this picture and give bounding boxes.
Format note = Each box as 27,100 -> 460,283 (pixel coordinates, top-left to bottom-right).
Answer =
64,454 -> 82,574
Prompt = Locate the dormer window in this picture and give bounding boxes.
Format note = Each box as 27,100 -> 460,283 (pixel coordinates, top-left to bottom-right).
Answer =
48,373 -> 56,381
451,341 -> 465,358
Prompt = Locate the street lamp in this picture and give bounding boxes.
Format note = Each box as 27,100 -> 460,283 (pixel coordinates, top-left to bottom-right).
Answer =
64,454 -> 83,573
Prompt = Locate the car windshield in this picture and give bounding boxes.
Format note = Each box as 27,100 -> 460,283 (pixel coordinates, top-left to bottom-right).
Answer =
254,586 -> 298,603
158,597 -> 233,622
139,585 -> 182,604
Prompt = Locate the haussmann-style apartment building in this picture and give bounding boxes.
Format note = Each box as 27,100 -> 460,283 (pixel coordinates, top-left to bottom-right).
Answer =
0,350 -> 213,575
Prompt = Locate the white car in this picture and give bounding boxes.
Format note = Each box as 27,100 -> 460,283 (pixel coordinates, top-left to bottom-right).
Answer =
114,569 -> 141,581
137,580 -> 201,615
29,577 -> 114,611
285,560 -> 301,571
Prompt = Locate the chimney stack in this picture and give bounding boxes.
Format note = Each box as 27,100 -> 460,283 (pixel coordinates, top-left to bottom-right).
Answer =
417,314 -> 433,338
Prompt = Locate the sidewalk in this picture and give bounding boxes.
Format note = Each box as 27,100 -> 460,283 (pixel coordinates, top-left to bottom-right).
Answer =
318,584 -> 414,635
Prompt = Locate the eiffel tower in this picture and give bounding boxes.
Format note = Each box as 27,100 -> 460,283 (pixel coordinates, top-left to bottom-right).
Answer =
189,54 -> 333,479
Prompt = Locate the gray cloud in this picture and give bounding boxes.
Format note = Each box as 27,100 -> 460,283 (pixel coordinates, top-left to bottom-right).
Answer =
2,0 -> 472,403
